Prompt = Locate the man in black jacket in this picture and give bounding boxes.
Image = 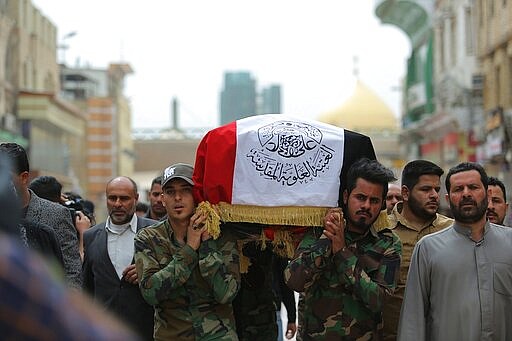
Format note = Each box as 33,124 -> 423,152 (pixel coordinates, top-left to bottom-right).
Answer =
82,176 -> 156,340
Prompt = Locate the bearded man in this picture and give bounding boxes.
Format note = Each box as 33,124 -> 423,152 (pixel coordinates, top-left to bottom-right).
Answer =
285,158 -> 402,340
376,160 -> 453,339
398,162 -> 512,341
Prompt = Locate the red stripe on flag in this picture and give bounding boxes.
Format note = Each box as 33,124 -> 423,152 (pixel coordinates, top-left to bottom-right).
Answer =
193,121 -> 237,204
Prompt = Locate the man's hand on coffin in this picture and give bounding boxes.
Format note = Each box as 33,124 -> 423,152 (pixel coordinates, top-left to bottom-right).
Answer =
187,211 -> 207,250
322,208 -> 347,254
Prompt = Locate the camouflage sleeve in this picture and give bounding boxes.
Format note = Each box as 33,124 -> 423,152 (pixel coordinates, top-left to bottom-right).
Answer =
198,232 -> 240,304
284,228 -> 331,292
331,232 -> 402,313
134,232 -> 198,306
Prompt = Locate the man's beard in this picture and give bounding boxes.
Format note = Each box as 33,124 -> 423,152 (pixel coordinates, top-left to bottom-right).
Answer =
346,209 -> 375,233
450,196 -> 488,224
408,193 -> 438,221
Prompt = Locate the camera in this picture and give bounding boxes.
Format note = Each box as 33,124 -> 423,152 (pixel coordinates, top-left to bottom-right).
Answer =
62,196 -> 95,227
63,197 -> 84,214
63,197 -> 84,226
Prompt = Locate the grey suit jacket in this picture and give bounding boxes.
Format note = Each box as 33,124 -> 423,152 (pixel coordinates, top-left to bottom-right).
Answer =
25,189 -> 81,288
82,216 -> 156,341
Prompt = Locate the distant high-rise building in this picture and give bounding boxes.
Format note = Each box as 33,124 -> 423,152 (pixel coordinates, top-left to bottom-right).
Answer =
220,72 -> 257,125
261,85 -> 281,114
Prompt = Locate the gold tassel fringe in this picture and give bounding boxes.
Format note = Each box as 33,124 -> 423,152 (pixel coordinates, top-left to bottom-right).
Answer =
259,229 -> 267,251
271,229 -> 295,258
216,202 -> 328,227
237,240 -> 251,274
196,201 -> 221,239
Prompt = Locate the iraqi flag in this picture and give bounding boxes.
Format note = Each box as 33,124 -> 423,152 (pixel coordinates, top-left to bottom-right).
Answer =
193,114 -> 355,227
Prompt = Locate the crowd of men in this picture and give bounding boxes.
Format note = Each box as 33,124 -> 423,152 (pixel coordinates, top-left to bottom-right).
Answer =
0,140 -> 511,341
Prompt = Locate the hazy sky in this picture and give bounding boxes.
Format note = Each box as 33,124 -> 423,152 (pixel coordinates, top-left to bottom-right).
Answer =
33,0 -> 410,130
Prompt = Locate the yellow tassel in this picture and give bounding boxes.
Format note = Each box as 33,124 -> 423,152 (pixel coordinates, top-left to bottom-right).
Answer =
237,240 -> 251,274
216,202 -> 328,227
271,229 -> 295,258
196,201 -> 221,239
259,229 -> 267,251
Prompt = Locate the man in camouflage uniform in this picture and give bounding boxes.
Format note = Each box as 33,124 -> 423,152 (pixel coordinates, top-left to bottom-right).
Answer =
134,163 -> 241,341
379,160 -> 452,340
285,158 -> 402,341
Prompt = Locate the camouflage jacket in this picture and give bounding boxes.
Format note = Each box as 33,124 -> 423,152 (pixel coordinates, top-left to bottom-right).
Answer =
285,226 -> 401,341
134,220 -> 241,341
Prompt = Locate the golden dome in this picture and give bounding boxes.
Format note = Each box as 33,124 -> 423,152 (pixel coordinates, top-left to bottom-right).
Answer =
318,80 -> 398,131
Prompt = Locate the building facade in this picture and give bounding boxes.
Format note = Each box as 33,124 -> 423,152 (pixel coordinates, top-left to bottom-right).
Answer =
0,0 -> 88,190
476,0 -> 512,186
61,63 -> 134,214
375,0 -> 481,170
260,84 -> 281,114
220,71 -> 257,125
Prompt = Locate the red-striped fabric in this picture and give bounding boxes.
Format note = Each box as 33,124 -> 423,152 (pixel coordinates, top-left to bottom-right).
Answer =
193,120 -> 237,204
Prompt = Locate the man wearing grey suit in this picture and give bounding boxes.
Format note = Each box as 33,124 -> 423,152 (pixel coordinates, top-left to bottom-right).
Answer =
82,176 -> 155,340
0,143 -> 82,288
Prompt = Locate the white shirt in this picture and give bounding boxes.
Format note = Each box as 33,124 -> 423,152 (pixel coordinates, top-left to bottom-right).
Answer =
105,214 -> 138,279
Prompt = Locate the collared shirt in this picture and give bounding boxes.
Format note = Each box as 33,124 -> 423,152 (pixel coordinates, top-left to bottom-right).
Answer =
387,202 -> 453,284
398,222 -> 512,341
105,214 -> 137,279
285,225 -> 402,341
134,219 -> 240,341
379,202 -> 452,340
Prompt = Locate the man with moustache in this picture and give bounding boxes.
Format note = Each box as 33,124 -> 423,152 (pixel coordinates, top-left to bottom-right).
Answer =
380,160 -> 453,339
134,163 -> 240,341
82,176 -> 155,340
285,158 -> 402,340
398,162 -> 512,341
386,182 -> 403,214
145,176 -> 167,221
486,176 -> 509,226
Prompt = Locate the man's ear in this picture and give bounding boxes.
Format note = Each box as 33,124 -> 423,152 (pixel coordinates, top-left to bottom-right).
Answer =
19,171 -> 29,187
401,185 -> 409,201
445,193 -> 450,206
343,189 -> 348,205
